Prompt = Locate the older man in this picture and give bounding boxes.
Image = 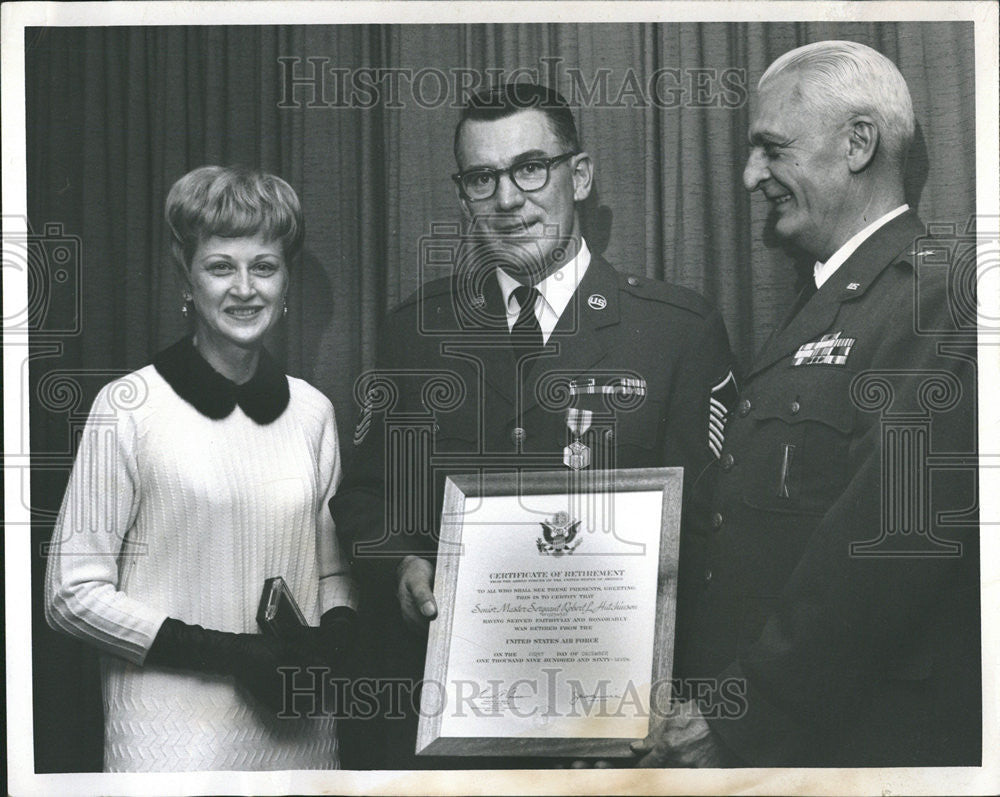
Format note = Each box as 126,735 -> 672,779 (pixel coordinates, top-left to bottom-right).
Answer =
633,40 -> 980,767
331,82 -> 735,767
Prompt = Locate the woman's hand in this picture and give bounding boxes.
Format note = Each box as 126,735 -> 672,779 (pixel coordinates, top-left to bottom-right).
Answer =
230,632 -> 328,714
146,618 -> 326,714
283,606 -> 361,675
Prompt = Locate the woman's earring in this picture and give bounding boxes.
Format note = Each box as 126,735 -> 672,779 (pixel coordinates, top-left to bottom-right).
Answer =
181,294 -> 192,318
283,299 -> 288,317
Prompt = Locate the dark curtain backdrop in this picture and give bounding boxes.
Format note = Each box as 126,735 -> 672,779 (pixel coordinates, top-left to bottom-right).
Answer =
26,22 -> 975,772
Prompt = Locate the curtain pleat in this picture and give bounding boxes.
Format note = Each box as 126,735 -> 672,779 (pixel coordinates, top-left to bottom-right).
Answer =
27,22 -> 976,771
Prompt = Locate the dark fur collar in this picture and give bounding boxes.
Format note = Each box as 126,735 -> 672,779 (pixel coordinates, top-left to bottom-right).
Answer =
153,336 -> 289,424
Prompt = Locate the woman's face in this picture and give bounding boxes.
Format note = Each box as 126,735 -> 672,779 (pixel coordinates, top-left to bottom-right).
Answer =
186,233 -> 288,356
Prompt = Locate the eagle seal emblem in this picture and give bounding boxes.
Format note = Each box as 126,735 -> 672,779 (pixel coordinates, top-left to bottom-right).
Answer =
536,512 -> 582,555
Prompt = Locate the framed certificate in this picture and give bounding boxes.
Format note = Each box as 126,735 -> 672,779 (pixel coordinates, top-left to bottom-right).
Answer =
416,467 -> 683,758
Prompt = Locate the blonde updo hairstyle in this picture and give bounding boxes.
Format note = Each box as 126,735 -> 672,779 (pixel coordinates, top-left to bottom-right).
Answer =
165,165 -> 304,271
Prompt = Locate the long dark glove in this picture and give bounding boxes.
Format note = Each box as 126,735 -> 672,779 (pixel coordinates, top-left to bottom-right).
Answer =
289,606 -> 361,677
319,606 -> 360,664
146,618 -> 325,713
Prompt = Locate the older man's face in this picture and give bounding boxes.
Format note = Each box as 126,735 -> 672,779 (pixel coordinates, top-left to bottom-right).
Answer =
455,108 -> 589,282
743,73 -> 853,261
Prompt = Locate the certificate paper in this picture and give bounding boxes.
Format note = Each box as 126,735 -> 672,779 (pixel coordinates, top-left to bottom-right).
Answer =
417,468 -> 682,758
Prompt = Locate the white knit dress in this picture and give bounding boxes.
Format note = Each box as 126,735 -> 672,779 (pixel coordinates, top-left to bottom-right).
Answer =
44,344 -> 357,771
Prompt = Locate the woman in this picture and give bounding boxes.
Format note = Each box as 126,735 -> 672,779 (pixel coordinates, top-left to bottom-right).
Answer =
44,166 -> 357,771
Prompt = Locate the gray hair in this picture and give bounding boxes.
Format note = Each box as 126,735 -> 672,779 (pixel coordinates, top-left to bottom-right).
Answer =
759,40 -> 915,167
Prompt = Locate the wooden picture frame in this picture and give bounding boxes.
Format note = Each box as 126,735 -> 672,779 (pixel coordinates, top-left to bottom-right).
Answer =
416,467 -> 683,758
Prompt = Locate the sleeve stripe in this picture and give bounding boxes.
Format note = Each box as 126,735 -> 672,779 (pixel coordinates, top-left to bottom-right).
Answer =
710,397 -> 729,414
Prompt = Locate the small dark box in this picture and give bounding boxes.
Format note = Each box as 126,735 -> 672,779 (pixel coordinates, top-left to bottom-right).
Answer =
256,576 -> 307,638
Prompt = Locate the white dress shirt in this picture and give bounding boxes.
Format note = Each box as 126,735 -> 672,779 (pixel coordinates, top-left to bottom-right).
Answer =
495,238 -> 592,343
813,204 -> 909,288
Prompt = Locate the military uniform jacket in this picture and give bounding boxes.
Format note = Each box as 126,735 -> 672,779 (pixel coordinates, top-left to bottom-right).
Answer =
685,212 -> 981,766
332,252 -> 735,618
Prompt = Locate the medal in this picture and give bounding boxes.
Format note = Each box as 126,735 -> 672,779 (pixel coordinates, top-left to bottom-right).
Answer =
563,407 -> 592,470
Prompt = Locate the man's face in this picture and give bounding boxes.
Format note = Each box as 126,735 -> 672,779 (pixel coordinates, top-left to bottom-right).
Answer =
455,108 -> 592,282
743,73 -> 853,261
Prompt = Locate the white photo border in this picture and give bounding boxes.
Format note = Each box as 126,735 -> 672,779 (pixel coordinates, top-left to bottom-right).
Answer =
3,2 -> 998,795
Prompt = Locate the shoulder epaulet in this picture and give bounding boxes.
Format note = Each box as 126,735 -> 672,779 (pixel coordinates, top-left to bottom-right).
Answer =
619,273 -> 715,318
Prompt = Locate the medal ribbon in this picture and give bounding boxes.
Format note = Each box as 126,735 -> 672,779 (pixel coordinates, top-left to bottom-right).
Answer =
566,407 -> 593,438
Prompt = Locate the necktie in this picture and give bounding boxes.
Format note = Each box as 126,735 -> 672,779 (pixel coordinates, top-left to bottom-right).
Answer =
510,285 -> 543,352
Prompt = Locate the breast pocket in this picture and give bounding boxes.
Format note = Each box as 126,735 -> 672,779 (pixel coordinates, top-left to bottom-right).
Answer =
741,367 -> 858,514
601,398 -> 665,468
431,410 -> 481,453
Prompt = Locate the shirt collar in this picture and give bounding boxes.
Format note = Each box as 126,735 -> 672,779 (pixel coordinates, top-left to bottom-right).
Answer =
153,336 -> 290,424
813,204 -> 909,288
496,238 -> 592,322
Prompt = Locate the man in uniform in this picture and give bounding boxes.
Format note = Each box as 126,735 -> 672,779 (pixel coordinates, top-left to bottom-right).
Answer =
331,82 -> 736,768
632,41 -> 980,767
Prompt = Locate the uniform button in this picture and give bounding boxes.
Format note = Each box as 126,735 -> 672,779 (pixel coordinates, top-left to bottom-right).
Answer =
738,398 -> 752,417
704,568 -> 713,583
720,453 -> 734,471
627,276 -> 639,286
711,512 -> 724,529
790,400 -> 801,415
510,426 -> 527,445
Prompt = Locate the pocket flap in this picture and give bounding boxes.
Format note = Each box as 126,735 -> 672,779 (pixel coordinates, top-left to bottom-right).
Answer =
752,369 -> 857,433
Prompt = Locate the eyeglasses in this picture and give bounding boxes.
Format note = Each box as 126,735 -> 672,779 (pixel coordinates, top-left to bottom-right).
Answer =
452,152 -> 578,201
